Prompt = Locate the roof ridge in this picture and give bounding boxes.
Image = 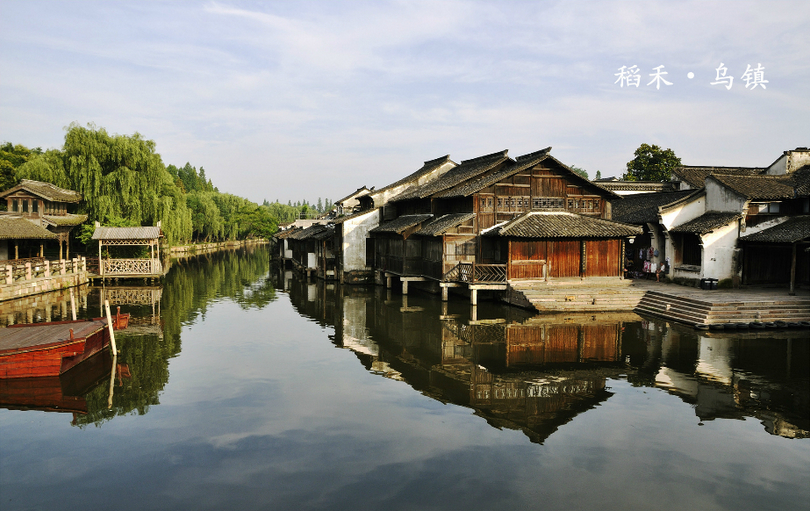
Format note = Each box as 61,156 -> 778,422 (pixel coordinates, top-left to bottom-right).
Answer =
515,147 -> 551,162
460,150 -> 508,165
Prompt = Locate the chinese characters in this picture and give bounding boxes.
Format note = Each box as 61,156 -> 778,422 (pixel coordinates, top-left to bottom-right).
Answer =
615,63 -> 768,90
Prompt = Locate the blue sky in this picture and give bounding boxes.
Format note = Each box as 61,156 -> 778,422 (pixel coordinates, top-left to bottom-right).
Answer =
2,1 -> 808,204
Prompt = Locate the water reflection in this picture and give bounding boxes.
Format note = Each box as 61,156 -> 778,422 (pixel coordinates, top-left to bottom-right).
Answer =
0,245 -> 276,427
279,270 -> 809,441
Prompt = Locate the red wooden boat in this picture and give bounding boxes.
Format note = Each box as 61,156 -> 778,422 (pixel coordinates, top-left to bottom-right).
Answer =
0,318 -> 114,379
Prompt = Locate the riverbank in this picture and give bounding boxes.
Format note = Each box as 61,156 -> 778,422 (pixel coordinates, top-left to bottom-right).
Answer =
169,238 -> 268,257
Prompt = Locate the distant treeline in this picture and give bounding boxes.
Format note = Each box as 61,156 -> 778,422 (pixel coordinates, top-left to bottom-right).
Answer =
0,123 -> 333,246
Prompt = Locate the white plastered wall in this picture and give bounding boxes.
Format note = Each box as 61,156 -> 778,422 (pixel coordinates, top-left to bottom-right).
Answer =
700,220 -> 739,280
705,179 -> 746,212
342,209 -> 380,272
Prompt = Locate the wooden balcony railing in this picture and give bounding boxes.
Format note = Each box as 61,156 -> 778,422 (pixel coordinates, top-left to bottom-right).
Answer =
443,263 -> 507,283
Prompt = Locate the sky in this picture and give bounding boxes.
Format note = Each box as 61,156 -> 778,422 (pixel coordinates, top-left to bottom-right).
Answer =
1,0 -> 808,205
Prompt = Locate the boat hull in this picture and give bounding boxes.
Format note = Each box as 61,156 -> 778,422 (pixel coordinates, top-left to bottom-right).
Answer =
0,320 -> 110,379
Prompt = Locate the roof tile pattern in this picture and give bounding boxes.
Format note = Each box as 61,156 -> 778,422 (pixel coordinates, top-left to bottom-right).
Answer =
370,214 -> 433,234
739,216 -> 810,243
709,174 -> 796,200
415,213 -> 475,236
672,166 -> 764,189
374,155 -> 455,195
392,151 -> 509,201
0,216 -> 58,240
668,212 -> 741,234
287,224 -> 330,240
435,149 -> 551,199
485,212 -> 642,238
611,191 -> 695,224
92,226 -> 162,240
43,214 -> 88,227
0,179 -> 82,203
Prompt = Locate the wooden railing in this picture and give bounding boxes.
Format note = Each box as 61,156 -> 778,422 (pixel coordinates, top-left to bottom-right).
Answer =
3,257 -> 87,285
443,263 -> 507,283
101,258 -> 163,276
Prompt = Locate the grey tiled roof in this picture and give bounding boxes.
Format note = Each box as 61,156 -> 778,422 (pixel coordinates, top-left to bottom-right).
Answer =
611,191 -> 695,224
0,216 -> 58,240
287,224 -> 330,240
330,208 -> 378,224
42,213 -> 88,227
668,212 -> 741,234
92,226 -> 162,240
672,166 -> 764,189
484,212 -> 642,238
273,227 -> 301,239
709,174 -> 796,200
0,179 -> 82,203
739,216 -> 810,243
435,149 -> 551,199
791,167 -> 810,197
374,155 -> 455,194
370,214 -> 433,234
392,151 -> 510,201
415,213 -> 475,236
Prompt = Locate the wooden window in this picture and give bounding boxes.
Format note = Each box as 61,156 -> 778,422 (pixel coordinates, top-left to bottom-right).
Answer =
682,234 -> 701,265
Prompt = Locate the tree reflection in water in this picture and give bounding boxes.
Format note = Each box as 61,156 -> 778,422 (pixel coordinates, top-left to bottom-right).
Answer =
73,245 -> 275,427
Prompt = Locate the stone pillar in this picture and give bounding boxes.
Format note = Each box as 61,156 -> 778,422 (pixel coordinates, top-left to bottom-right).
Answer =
6,265 -> 12,285
471,288 -> 478,306
442,286 -> 448,301
25,262 -> 31,280
402,280 -> 409,295
44,260 -> 50,277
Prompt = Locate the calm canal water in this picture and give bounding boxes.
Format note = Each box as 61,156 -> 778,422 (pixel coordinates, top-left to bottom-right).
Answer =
1,246 -> 808,511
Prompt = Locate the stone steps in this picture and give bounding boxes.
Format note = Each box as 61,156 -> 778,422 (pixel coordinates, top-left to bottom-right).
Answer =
507,282 -> 810,325
635,291 -> 810,325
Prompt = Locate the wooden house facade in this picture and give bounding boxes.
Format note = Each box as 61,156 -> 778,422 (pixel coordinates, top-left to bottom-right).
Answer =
0,180 -> 87,260
369,148 -> 639,294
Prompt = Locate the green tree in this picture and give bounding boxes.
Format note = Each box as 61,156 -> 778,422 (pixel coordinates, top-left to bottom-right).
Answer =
62,123 -> 192,244
624,143 -> 681,182
569,166 -> 588,179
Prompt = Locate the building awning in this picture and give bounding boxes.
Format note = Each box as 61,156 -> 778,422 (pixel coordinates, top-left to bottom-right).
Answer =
484,211 -> 642,238
739,216 -> 810,243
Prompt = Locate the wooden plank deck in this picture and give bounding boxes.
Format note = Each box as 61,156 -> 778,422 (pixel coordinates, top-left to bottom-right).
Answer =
0,320 -> 106,352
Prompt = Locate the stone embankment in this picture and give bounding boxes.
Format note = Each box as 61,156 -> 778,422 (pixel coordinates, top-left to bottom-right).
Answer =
0,257 -> 89,303
170,239 -> 268,256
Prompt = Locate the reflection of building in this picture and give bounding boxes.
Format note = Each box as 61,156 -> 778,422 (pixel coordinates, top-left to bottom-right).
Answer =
636,321 -> 809,438
98,285 -> 163,338
279,271 -> 645,444
280,269 -> 809,441
0,283 -> 90,326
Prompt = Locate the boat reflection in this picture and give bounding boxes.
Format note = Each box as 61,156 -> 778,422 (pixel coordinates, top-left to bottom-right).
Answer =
0,349 -> 130,425
280,272 -> 809,442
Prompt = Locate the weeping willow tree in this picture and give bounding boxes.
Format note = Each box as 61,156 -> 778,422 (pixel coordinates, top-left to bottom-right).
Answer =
62,123 -> 192,244
14,149 -> 70,188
